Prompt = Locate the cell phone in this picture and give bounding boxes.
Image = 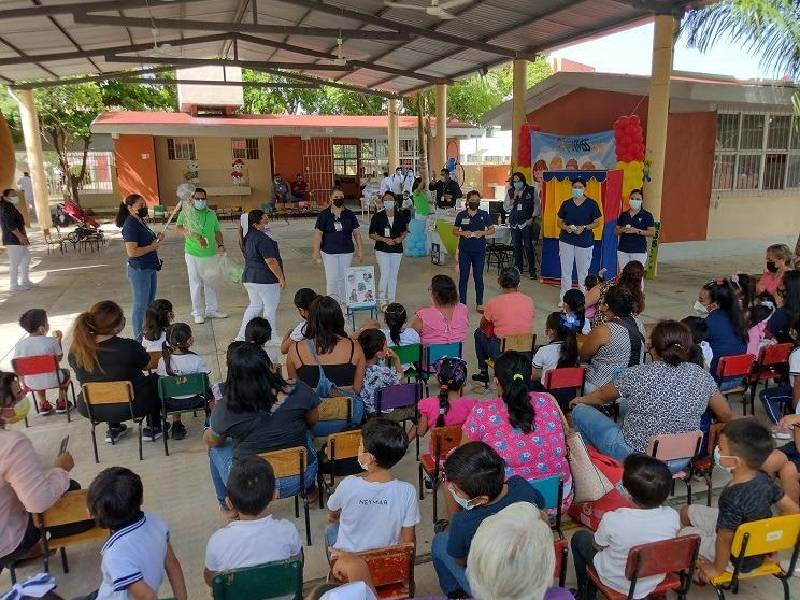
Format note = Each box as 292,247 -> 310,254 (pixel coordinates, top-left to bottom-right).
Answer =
58,435 -> 69,455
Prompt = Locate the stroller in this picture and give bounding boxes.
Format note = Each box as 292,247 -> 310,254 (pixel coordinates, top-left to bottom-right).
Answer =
57,199 -> 104,244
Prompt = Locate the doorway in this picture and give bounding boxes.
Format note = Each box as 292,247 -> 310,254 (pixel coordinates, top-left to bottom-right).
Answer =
332,142 -> 360,198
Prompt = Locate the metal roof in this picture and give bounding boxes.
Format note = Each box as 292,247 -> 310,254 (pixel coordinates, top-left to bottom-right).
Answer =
0,0 -> 697,96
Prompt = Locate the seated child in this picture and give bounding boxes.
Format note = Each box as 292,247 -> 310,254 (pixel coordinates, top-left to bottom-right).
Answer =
356,329 -> 402,415
141,299 -> 173,352
204,456 -> 301,584
281,288 -> 318,355
382,302 -> 421,372
583,272 -> 604,325
562,288 -> 589,335
13,308 -> 71,414
571,454 -> 680,600
431,441 -> 544,598
157,323 -> 211,440
746,303 -> 773,357
682,315 -> 712,370
731,272 -> 757,312
760,315 -> 800,423
680,417 -> 800,583
245,317 -> 280,367
532,312 -> 582,412
326,418 -> 419,553
80,466 -> 187,600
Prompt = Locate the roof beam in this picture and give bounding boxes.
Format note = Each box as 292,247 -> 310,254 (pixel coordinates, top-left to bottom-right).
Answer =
22,76 -> 320,90
608,0 -> 680,14
104,55 -> 354,72
31,0 -> 102,74
12,66 -> 178,90
0,0 -> 209,19
73,13 -> 413,41
0,35 -> 58,79
256,68 -> 395,98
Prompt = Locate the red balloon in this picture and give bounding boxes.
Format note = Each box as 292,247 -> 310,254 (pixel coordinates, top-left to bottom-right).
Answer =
630,114 -> 641,125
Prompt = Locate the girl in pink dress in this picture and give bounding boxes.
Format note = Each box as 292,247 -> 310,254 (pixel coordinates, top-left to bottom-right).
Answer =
411,275 -> 469,345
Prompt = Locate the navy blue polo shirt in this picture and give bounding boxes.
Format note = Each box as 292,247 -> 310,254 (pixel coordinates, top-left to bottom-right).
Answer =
558,197 -> 602,248
243,228 -> 283,284
314,207 -> 360,255
0,200 -> 25,246
617,209 -> 654,254
455,208 -> 491,254
369,210 -> 407,254
121,215 -> 160,270
705,309 -> 747,376
507,185 -> 539,228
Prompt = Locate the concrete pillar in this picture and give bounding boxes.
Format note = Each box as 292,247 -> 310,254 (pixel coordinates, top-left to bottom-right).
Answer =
643,14 -> 676,225
387,98 -> 400,172
16,89 -> 52,229
511,58 -> 527,167
435,83 -> 447,170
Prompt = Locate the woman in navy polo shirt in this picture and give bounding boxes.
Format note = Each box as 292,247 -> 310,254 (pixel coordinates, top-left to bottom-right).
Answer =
236,209 -> 286,342
556,178 -> 602,301
454,190 -> 495,309
115,194 -> 163,341
312,186 -> 363,304
369,191 -> 408,310
616,188 -> 655,274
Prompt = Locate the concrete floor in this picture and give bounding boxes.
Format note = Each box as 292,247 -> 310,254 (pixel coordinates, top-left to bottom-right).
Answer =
0,214 -> 796,599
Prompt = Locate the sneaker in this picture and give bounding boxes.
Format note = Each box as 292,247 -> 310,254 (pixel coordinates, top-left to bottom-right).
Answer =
194,315 -> 205,324
529,271 -> 537,280
205,310 -> 228,319
142,426 -> 163,442
21,282 -> 39,289
104,424 -> 129,444
476,304 -> 485,313
171,421 -> 187,441
471,371 -> 490,384
55,400 -> 73,414
38,401 -> 55,416
423,472 -> 434,494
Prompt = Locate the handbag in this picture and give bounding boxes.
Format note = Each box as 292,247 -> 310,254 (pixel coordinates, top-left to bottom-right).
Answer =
566,431 -> 614,503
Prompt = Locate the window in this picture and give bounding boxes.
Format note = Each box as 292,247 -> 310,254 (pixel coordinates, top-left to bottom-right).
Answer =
167,138 -> 196,160
360,139 -> 388,176
712,112 -> 800,191
232,138 -> 259,160
332,144 -> 358,176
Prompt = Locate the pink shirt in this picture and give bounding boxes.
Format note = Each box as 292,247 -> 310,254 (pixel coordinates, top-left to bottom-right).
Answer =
418,395 -> 478,453
483,291 -> 534,338
747,321 -> 769,357
756,270 -> 783,297
416,304 -> 470,345
0,429 -> 70,556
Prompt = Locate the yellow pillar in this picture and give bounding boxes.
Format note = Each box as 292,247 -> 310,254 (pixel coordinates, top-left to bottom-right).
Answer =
387,98 -> 399,172
435,83 -> 447,170
643,14 -> 676,226
511,58 -> 527,167
16,89 -> 52,229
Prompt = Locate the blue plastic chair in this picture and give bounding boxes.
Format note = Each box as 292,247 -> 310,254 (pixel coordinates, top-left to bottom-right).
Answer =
528,474 -> 564,536
421,342 -> 463,395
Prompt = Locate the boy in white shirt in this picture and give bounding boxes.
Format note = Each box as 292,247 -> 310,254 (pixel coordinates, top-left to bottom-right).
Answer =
204,456 -> 302,584
281,288 -> 318,355
326,418 -> 419,554
571,454 -> 681,600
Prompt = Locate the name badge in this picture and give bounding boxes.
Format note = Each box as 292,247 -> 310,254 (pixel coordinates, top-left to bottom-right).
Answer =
516,204 -> 523,211
334,221 -> 343,232
462,218 -> 470,226
384,227 -> 391,237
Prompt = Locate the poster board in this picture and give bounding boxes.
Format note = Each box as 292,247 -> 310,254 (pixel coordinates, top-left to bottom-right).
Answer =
345,266 -> 377,309
531,130 -> 617,175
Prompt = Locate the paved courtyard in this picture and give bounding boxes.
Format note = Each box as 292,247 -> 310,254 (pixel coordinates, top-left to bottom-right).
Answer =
0,214 -> 796,599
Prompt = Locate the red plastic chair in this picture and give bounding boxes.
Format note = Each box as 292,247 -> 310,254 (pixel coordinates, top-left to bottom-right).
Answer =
554,537 -> 569,588
544,366 -> 586,395
647,430 -> 703,503
587,534 -> 701,600
716,353 -> 756,415
12,354 -> 75,423
749,342 -> 794,408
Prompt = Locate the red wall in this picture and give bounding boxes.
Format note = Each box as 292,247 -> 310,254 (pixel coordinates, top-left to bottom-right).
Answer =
270,135 -> 304,180
114,134 -> 159,205
481,165 -> 510,199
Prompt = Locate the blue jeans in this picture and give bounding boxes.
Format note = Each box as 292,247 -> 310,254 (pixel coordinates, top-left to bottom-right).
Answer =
127,265 -> 157,342
761,385 -> 793,424
431,530 -> 471,596
312,398 -> 365,437
458,250 -> 485,305
209,441 -> 319,506
572,404 -> 689,473
474,328 -> 501,372
571,529 -> 599,600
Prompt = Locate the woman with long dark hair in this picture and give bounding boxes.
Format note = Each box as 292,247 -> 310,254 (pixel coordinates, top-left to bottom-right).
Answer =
767,270 -> 800,343
696,279 -> 747,380
586,260 -> 645,328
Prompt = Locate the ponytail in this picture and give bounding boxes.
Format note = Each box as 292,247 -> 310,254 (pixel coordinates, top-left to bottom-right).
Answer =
69,300 -> 125,372
162,323 -> 195,377
545,312 -> 579,368
494,351 -> 534,433
434,356 -> 468,428
436,387 -> 449,428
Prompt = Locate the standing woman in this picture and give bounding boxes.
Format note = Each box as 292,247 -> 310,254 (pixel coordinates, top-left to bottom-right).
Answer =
503,172 -> 540,280
312,187 -> 363,303
116,194 -> 163,342
556,178 -> 602,301
411,176 -> 431,219
0,188 -> 33,292
453,190 -> 494,310
236,209 -> 286,342
369,191 -> 408,310
616,188 -> 655,273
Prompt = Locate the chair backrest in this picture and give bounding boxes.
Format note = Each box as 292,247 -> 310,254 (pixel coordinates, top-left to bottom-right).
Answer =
647,430 -> 703,462
625,534 -> 700,580
317,396 -> 352,422
357,543 -> 415,592
716,353 -> 754,379
424,342 -> 463,369
758,342 -> 794,367
527,475 -> 562,511
326,429 -> 362,461
389,343 -> 422,366
376,382 -> 420,413
157,373 -> 210,400
82,381 -> 134,406
37,489 -> 94,528
544,367 -> 586,391
730,514 -> 800,559
212,558 -> 303,600
257,447 -> 307,479
153,204 -> 166,215
502,333 -> 536,354
12,354 -> 60,378
430,426 -> 462,460
146,351 -> 162,371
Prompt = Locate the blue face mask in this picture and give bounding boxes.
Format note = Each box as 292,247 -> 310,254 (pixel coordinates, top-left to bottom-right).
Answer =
448,485 -> 474,511
194,199 -> 208,211
513,181 -> 524,190
572,188 -> 584,199
383,200 -> 396,211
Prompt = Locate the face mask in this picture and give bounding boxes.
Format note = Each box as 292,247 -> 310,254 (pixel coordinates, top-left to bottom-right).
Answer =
767,260 -> 779,273
629,199 -> 642,211
513,181 -> 524,190
383,200 -> 395,211
396,171 -> 402,177
137,207 -> 148,218
572,188 -> 584,199
1,395 -> 31,425
194,199 -> 207,211
713,447 -> 734,474
693,300 -> 708,315
332,197 -> 344,208
448,485 -> 474,511
274,179 -> 280,184
468,202 -> 479,211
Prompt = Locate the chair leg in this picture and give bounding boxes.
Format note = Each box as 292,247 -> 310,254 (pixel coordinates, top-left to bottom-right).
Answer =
163,415 -> 170,457
9,563 -> 16,584
432,478 -> 439,524
318,473 -> 325,510
138,421 -> 143,461
60,547 -> 69,573
418,464 -> 424,501
91,424 -> 99,464
304,497 -> 312,546
295,494 -> 300,519
781,575 -> 790,600
686,477 -> 692,506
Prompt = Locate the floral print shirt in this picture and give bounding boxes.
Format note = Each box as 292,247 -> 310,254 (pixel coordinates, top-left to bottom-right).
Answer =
358,364 -> 402,414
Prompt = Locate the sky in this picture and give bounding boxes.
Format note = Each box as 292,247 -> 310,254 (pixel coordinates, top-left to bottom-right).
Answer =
550,22 -> 773,80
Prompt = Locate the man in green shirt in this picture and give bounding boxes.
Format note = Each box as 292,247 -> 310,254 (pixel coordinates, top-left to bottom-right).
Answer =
175,187 -> 228,324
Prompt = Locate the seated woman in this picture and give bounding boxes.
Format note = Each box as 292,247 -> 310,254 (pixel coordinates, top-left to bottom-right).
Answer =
68,300 -> 162,443
585,260 -> 645,329
696,279 -> 748,387
767,270 -> 800,344
205,343 -> 319,511
571,320 -> 732,472
580,285 -> 645,394
286,296 -> 366,435
462,351 -> 572,510
411,274 -> 470,346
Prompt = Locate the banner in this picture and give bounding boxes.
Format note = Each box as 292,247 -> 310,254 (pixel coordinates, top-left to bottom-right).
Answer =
531,131 -> 617,178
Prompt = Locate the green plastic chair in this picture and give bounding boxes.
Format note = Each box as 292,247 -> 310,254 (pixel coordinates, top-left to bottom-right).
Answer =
388,343 -> 422,383
211,558 -> 303,600
157,373 -> 211,456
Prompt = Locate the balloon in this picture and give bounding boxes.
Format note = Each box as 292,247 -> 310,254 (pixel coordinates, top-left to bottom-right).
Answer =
630,114 -> 641,124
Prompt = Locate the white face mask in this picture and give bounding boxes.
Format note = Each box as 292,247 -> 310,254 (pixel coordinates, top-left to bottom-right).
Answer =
383,200 -> 396,211
448,485 -> 475,511
693,300 -> 708,315
629,198 -> 642,211
713,447 -> 734,474
6,195 -> 19,205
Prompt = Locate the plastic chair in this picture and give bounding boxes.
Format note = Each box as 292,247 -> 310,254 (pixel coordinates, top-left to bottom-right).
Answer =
484,334 -> 536,387
12,354 -> 75,423
157,373 -> 211,456
587,534 -> 701,600
377,382 -> 422,457
355,543 -> 416,600
317,429 -> 361,508
528,475 -> 564,537
749,342 -> 794,407
257,447 -> 313,546
418,425 -> 462,523
647,430 -> 703,503
82,381 -> 143,463
421,342 -> 463,394
544,366 -> 586,395
554,538 -> 569,588
688,422 -> 724,507
710,514 -> 800,600
715,354 -> 755,415
211,557 -> 303,600
388,343 -> 422,383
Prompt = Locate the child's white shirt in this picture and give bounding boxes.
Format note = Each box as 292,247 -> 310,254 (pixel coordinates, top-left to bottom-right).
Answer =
12,335 -> 63,390
156,353 -> 211,399
289,320 -> 307,343
700,341 -> 713,371
204,515 -> 301,574
141,332 -> 166,353
532,341 -> 563,384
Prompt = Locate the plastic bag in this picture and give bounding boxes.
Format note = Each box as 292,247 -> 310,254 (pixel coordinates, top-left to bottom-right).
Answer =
194,254 -> 243,285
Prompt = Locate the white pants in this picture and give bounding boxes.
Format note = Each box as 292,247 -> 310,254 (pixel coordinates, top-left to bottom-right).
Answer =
7,245 -> 31,290
321,251 -> 353,303
559,241 -> 593,300
237,282 -> 281,341
375,250 -> 402,303
617,251 -> 647,289
185,254 -> 219,317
